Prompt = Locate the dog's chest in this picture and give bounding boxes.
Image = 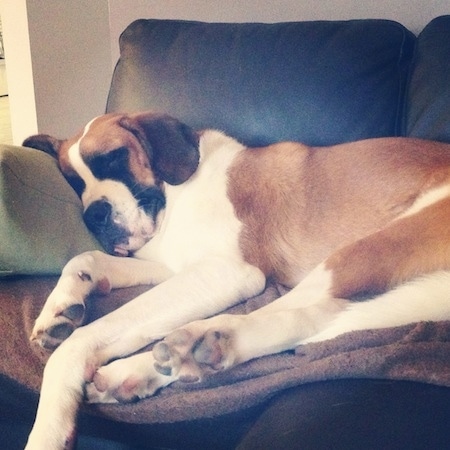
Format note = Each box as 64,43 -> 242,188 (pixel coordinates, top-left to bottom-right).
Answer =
136,136 -> 244,272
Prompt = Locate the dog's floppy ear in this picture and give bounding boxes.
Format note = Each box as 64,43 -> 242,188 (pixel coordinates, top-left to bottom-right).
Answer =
120,113 -> 200,185
22,134 -> 63,159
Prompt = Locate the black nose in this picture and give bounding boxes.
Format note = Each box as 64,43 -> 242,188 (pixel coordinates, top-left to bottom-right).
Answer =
83,200 -> 112,232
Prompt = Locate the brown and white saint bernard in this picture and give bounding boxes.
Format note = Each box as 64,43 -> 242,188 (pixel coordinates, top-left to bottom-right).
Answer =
23,111 -> 450,449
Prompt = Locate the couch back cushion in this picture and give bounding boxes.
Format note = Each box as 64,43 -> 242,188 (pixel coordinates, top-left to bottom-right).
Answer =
404,16 -> 450,142
107,19 -> 415,147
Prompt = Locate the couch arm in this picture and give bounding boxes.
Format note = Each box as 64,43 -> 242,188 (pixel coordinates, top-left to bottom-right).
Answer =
0,145 -> 101,276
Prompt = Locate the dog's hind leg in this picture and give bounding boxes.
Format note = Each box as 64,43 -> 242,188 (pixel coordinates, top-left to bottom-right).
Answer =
153,196 -> 450,381
305,270 -> 450,343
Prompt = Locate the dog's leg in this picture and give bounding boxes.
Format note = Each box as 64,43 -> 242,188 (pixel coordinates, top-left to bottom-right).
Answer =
153,197 -> 450,381
31,250 -> 173,349
26,323 -> 179,450
151,263 -> 346,378
83,261 -> 344,405
305,270 -> 450,342
85,351 -> 178,403
83,258 -> 268,404
25,257 -> 265,450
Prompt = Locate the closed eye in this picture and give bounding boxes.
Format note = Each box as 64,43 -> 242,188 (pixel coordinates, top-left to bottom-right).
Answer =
88,147 -> 129,180
135,186 -> 166,218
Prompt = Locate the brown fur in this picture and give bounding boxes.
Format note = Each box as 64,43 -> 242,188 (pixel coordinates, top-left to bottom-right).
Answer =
75,115 -> 157,186
228,137 -> 450,289
326,196 -> 450,298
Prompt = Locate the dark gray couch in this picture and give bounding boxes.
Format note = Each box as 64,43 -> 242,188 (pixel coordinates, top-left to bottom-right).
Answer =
1,16 -> 450,449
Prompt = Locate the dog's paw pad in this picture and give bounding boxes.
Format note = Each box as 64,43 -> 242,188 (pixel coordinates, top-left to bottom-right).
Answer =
115,377 -> 143,403
86,355 -> 174,405
153,327 -> 233,383
31,303 -> 86,350
85,381 -> 119,404
58,303 -> 85,323
193,330 -> 230,369
94,374 -> 140,403
92,371 -> 108,392
153,333 -> 187,378
153,341 -> 171,363
46,322 -> 75,341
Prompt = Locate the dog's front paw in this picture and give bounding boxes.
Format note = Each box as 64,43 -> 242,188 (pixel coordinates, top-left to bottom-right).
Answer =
30,266 -> 111,351
153,317 -> 239,383
85,352 -> 176,404
30,294 -> 86,350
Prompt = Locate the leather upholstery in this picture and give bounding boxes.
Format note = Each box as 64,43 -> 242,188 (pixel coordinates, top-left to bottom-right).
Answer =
405,16 -> 450,142
107,19 -> 415,146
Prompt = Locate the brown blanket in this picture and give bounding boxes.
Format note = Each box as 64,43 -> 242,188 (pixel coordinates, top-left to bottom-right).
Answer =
1,277 -> 450,424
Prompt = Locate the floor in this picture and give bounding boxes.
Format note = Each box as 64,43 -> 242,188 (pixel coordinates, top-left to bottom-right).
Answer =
0,95 -> 12,144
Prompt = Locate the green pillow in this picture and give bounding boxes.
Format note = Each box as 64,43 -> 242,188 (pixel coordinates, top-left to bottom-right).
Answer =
0,144 -> 102,276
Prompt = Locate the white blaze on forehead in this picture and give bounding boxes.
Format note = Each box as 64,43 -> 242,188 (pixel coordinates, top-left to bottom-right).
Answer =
67,117 -> 136,208
67,117 -> 98,188
66,117 -> 156,245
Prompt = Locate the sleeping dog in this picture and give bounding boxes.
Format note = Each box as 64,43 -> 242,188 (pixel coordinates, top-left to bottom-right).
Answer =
23,111 -> 450,449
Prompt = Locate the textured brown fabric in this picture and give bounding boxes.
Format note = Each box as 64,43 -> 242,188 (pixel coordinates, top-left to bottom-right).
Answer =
0,277 -> 51,391
1,277 -> 449,425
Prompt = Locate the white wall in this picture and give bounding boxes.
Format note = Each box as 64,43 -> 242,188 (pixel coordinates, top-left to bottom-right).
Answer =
1,0 -> 449,144
108,0 -> 450,64
1,0 -> 111,144
26,0 -> 112,139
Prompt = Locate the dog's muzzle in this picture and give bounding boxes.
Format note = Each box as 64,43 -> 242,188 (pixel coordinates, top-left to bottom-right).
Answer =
83,200 -> 131,255
83,188 -> 165,256
84,200 -> 113,232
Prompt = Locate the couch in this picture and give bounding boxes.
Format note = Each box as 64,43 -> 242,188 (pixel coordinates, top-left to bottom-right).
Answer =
1,15 -> 450,449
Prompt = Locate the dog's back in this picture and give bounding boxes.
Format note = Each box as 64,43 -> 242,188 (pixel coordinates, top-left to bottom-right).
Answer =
227,136 -> 450,287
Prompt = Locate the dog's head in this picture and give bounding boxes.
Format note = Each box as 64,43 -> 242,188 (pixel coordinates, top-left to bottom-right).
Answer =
24,112 -> 200,256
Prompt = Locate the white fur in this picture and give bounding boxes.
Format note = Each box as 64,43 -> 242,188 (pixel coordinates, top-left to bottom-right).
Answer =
397,184 -> 450,219
305,270 -> 450,342
26,130 -> 265,450
68,124 -> 157,252
136,130 -> 246,271
25,129 -> 450,450
67,118 -> 97,187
